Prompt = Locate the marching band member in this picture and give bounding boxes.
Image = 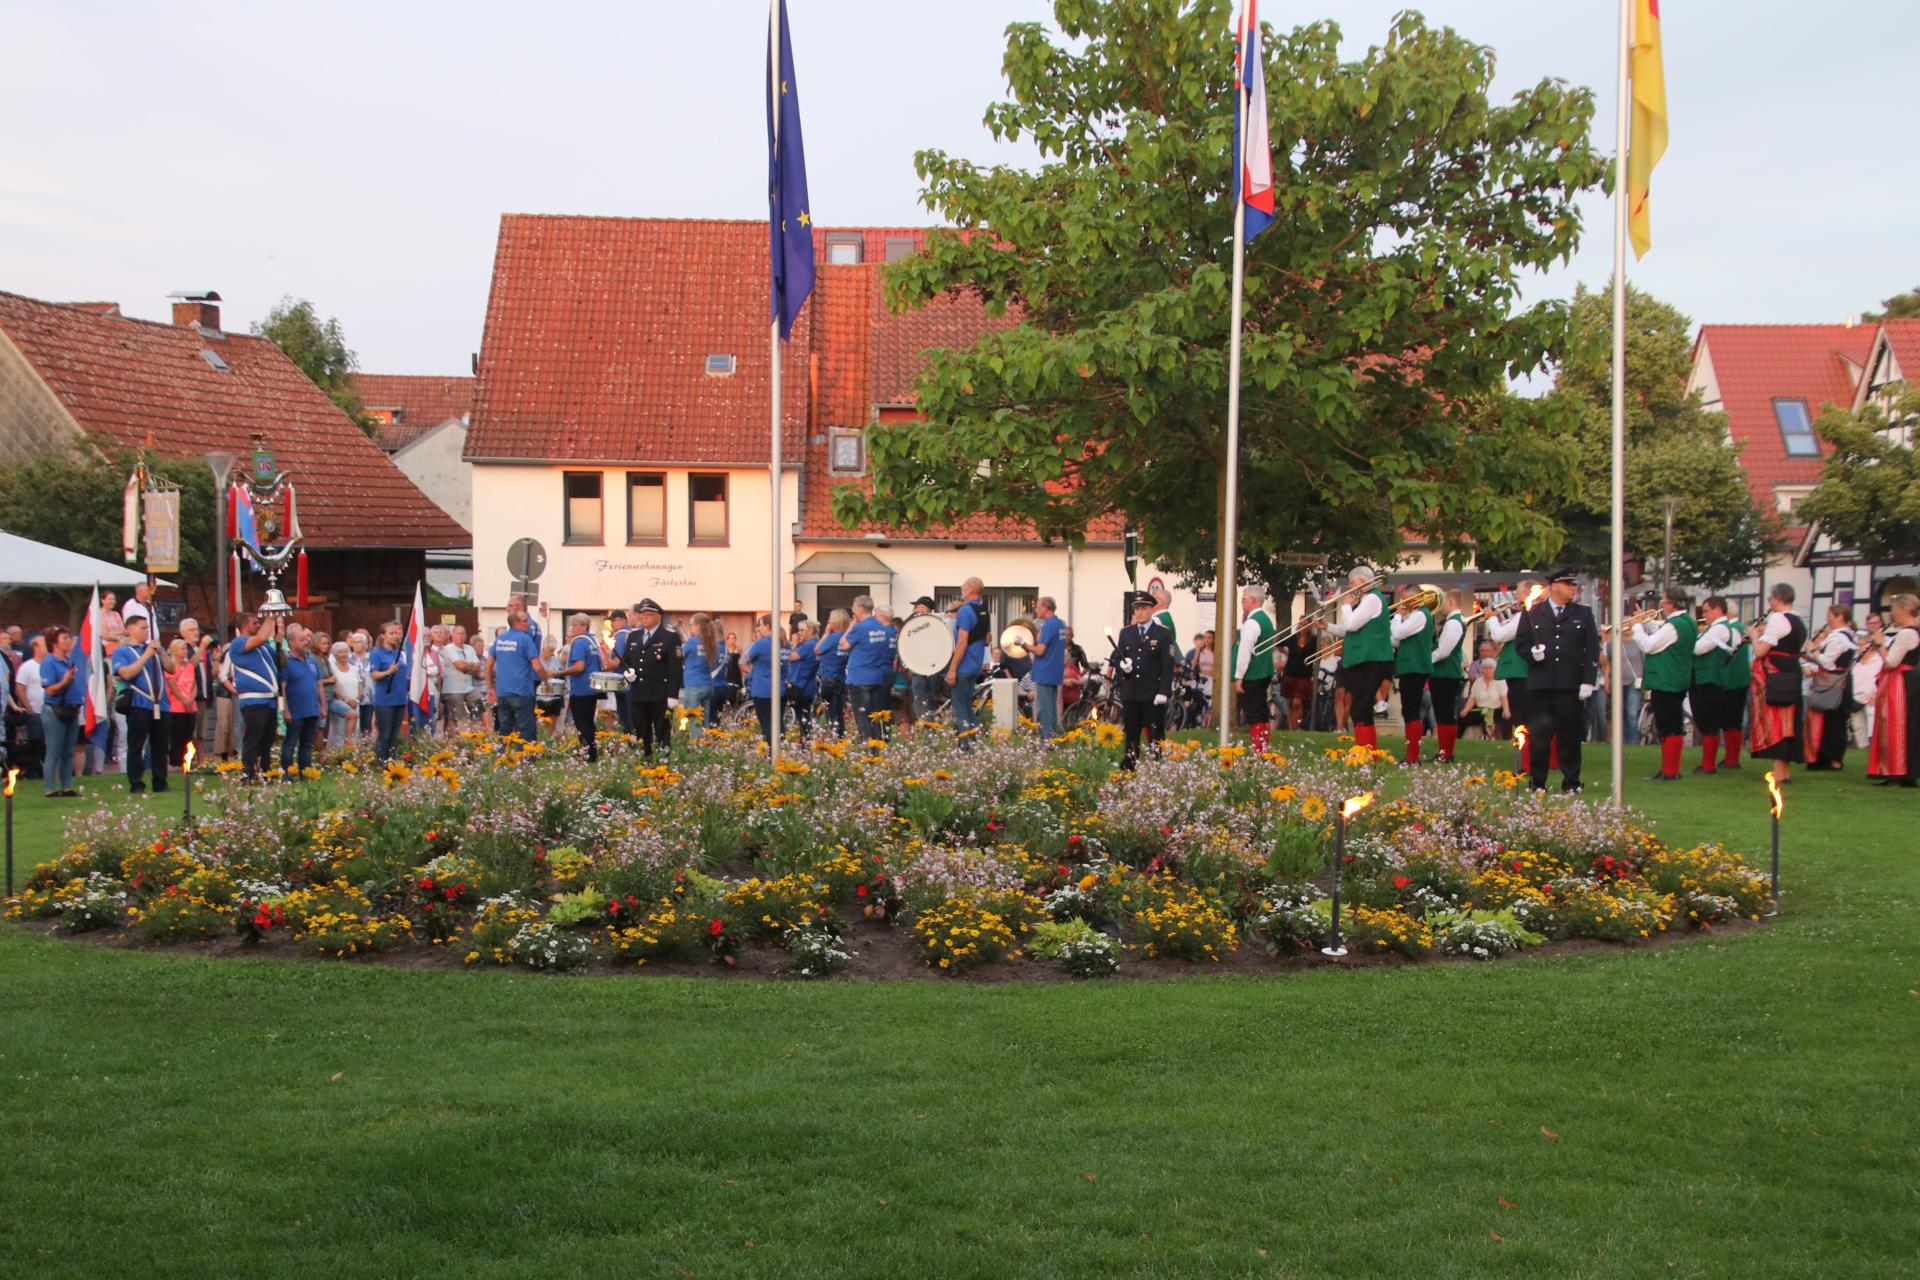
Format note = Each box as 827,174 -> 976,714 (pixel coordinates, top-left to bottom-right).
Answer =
1323,567 -> 1393,753
1231,584 -> 1276,755
555,613 -> 601,762
1748,584 -> 1807,782
1486,579 -> 1539,770
814,609 -> 851,736
786,618 -> 820,738
110,613 -> 175,794
1853,612 -> 1887,749
844,595 -> 897,743
1866,594 -> 1918,787
1512,570 -> 1599,792
231,611 -> 287,776
1151,583 -> 1178,656
1389,584 -> 1433,765
945,577 -> 991,741
1634,587 -> 1696,782
745,614 -> 777,744
1427,590 -> 1468,763
1690,597 -> 1740,773
619,598 -> 681,757
1803,605 -> 1859,771
1114,592 -> 1174,770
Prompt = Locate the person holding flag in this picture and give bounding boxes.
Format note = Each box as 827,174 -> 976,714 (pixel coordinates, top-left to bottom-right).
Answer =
403,584 -> 436,738
110,613 -> 175,794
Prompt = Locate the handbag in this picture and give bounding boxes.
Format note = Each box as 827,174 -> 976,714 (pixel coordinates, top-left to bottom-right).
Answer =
113,685 -> 133,716
1806,672 -> 1847,712
52,701 -> 79,724
1762,659 -> 1801,708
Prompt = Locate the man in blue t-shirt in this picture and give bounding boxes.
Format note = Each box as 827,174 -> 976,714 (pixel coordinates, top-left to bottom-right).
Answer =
278,624 -> 325,776
111,613 -> 175,794
945,576 -> 990,739
485,610 -> 545,743
843,595 -> 898,742
555,612 -> 602,761
1028,595 -> 1067,741
366,621 -> 411,762
228,612 -> 286,779
604,609 -> 633,736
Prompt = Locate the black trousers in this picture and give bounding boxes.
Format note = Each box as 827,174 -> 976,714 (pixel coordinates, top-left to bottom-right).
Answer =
1120,700 -> 1165,770
1650,688 -> 1688,739
1689,684 -> 1724,735
1811,691 -> 1852,767
240,704 -> 277,778
1526,688 -> 1584,791
629,695 -> 669,755
1240,676 -> 1272,726
817,680 -> 846,735
570,696 -> 598,762
785,687 -> 814,738
1428,677 -> 1464,731
1343,661 -> 1394,725
126,709 -> 170,792
1397,672 -> 1429,730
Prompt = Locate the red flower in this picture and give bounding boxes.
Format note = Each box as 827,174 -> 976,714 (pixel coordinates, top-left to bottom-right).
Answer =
709,919 -> 724,937
1392,875 -> 1411,890
608,900 -> 621,915
424,831 -> 438,842
1056,865 -> 1070,879
625,895 -> 639,906
444,887 -> 456,900
253,911 -> 272,929
419,878 -> 434,891
856,884 -> 869,897
455,883 -> 467,896
1067,834 -> 1084,847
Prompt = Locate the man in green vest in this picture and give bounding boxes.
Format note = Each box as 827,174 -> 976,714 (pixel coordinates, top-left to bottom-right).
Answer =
1487,580 -> 1543,772
1389,584 -> 1436,764
1326,567 -> 1395,752
1428,589 -> 1470,762
1693,595 -> 1750,772
1151,583 -> 1178,656
1633,586 -> 1698,781
1231,584 -> 1277,754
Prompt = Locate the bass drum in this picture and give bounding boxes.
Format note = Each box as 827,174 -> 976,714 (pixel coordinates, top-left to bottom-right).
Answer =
897,612 -> 954,677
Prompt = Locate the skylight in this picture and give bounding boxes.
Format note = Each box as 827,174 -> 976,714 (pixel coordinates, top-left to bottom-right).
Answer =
198,347 -> 230,372
705,354 -> 736,377
1773,399 -> 1818,457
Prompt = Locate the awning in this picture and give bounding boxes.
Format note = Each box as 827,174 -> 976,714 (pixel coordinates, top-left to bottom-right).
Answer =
0,529 -> 171,591
792,550 -> 893,583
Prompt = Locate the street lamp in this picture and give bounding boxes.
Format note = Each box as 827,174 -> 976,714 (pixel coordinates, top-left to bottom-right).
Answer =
204,450 -> 237,638
1659,494 -> 1681,598
457,581 -> 472,601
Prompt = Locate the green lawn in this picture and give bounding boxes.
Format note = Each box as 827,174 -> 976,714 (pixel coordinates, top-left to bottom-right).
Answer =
2,735 -> 1915,1279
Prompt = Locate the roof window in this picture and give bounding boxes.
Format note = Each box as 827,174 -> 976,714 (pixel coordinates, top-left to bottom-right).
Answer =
705,354 -> 736,377
825,233 -> 864,265
1773,399 -> 1819,457
198,347 -> 231,372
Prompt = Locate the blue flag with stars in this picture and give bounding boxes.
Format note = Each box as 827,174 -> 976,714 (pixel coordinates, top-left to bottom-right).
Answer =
768,0 -> 813,342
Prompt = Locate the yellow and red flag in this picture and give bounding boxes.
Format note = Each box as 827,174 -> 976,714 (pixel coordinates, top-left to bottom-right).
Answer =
1627,0 -> 1668,258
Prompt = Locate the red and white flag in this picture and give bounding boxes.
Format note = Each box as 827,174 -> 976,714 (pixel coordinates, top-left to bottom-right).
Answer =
80,584 -> 108,734
405,582 -> 432,716
121,474 -> 140,563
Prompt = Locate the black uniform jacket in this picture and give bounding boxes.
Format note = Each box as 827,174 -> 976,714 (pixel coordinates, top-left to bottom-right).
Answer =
1112,621 -> 1176,703
1512,601 -> 1599,692
620,626 -> 684,701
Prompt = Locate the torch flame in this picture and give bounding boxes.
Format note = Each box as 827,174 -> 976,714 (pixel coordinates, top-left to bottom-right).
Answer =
1765,769 -> 1783,819
1513,725 -> 1529,751
4,767 -> 17,798
1341,791 -> 1375,820
183,742 -> 197,773
1524,584 -> 1546,610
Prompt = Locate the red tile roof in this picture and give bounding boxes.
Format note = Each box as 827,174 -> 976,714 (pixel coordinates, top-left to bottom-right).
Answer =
873,283 -> 1022,407
350,373 -> 474,451
0,290 -> 470,549
465,215 -> 811,466
1694,323 -> 1874,539
1878,319 -> 1920,388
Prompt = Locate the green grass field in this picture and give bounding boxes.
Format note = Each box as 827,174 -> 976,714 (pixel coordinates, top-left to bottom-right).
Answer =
2,734 -> 1914,1279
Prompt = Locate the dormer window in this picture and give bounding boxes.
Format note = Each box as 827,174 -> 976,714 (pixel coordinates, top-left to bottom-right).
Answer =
705,354 -> 736,377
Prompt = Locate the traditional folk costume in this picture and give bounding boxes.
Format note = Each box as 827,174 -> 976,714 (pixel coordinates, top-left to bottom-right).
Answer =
1390,598 -> 1433,764
1747,610 -> 1807,763
1428,607 -> 1468,762
1866,625 -> 1918,786
1326,586 -> 1394,752
1635,609 -> 1697,781
1803,626 -> 1858,771
1690,615 -> 1748,772
1233,604 -> 1277,755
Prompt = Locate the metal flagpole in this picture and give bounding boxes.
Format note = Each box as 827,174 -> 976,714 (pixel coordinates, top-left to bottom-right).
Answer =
1217,6 -> 1252,751
767,0 -> 784,766
1608,0 -> 1631,808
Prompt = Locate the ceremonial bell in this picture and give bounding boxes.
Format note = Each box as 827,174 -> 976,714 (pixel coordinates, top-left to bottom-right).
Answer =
258,587 -> 294,619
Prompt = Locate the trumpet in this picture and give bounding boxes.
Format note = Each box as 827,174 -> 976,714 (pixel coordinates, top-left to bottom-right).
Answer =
1619,606 -> 1663,630
1252,572 -> 1386,656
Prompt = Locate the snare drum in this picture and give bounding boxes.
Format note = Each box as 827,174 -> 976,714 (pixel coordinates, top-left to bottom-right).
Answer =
588,671 -> 628,694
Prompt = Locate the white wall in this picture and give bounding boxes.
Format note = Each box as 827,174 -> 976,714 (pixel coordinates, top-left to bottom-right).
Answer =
392,421 -> 473,531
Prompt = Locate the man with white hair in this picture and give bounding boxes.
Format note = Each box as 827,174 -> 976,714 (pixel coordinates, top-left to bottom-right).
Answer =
1232,584 -> 1277,754
1323,567 -> 1395,752
553,612 -> 603,761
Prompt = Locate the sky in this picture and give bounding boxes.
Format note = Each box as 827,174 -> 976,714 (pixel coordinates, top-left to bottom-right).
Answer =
2,1 -> 1915,378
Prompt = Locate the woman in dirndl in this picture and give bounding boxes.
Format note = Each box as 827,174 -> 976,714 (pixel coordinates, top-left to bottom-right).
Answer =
1802,604 -> 1858,771
1748,584 -> 1807,782
1866,594 -> 1919,788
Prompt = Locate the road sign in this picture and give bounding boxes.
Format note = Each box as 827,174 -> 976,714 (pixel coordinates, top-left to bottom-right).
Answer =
1272,553 -> 1328,567
510,580 -> 540,606
1146,576 -> 1166,597
506,537 -> 547,581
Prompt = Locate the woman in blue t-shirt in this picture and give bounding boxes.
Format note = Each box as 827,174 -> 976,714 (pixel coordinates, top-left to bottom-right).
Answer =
785,619 -> 820,737
37,626 -> 86,797
679,612 -> 726,728
745,614 -> 778,743
813,608 -> 850,737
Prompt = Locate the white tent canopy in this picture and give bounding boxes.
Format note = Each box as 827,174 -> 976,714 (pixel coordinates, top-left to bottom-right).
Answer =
0,529 -> 169,591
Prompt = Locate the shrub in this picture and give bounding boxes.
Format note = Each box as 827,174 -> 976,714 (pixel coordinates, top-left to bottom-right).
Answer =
1029,919 -> 1119,978
1134,884 -> 1239,962
1249,886 -> 1329,955
604,898 -> 715,966
1346,905 -> 1433,958
1517,879 -> 1675,942
465,894 -> 545,965
50,873 -> 127,934
506,920 -> 592,971
723,873 -> 831,943
912,895 -> 1026,972
1431,910 -> 1542,960
125,868 -> 238,942
1639,844 -> 1771,919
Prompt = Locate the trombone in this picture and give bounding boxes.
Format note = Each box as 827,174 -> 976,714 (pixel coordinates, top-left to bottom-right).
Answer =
1392,587 -> 1442,615
1253,573 -> 1386,656
1308,636 -> 1343,665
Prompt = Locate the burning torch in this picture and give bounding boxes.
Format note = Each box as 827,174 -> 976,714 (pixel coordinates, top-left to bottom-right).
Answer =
4,768 -> 16,898
1324,791 -> 1375,958
182,741 -> 197,830
1765,769 -> 1783,916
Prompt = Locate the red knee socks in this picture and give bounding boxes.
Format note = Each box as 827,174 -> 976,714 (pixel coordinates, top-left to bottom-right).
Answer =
1660,736 -> 1682,778
1436,724 -> 1457,761
1697,733 -> 1718,774
1250,722 -> 1270,754
1722,733 -> 1741,767
1405,723 -> 1423,764
1355,724 -> 1377,749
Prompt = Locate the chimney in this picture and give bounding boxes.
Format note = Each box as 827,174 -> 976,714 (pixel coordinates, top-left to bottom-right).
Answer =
168,290 -> 222,334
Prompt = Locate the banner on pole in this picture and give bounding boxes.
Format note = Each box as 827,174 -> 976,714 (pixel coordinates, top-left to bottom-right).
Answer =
142,488 -> 180,573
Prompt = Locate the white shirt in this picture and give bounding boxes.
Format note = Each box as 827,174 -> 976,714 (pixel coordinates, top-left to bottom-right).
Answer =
1487,611 -> 1522,644
1327,592 -> 1382,636
438,642 -> 478,694
16,655 -> 44,714
1469,674 -> 1506,710
1693,619 -> 1735,656
1885,626 -> 1919,668
1389,609 -> 1429,643
1234,613 -> 1265,680
1808,627 -> 1856,673
1633,615 -> 1683,655
1430,615 -> 1464,666
331,662 -> 362,705
1853,645 -> 1884,702
122,598 -> 152,630
1758,611 -> 1795,647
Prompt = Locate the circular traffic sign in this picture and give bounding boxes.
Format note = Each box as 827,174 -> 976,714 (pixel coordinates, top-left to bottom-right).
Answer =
506,537 -> 547,581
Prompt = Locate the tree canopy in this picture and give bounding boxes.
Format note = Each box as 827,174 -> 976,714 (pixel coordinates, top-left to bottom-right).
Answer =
1798,384 -> 1920,565
835,0 -> 1607,599
1863,286 -> 1920,323
0,442 -> 219,582
251,297 -> 373,434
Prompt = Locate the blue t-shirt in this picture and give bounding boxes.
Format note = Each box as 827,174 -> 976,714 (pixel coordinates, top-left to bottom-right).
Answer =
490,628 -> 539,699
786,639 -> 819,698
845,615 -> 898,687
228,637 -> 282,706
681,634 -> 716,690
815,630 -> 849,683
746,635 -> 774,699
566,634 -> 600,697
368,645 -> 410,708
110,642 -> 164,711
1031,615 -> 1066,684
283,652 -> 324,720
40,652 -> 85,706
954,600 -> 988,676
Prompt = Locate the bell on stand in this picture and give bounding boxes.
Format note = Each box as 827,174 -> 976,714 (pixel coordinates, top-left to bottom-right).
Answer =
258,586 -> 293,619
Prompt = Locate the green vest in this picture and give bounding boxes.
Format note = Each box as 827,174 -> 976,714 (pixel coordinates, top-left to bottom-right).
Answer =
1642,612 -> 1698,693
1431,611 -> 1466,680
1494,625 -> 1531,679
1154,608 -> 1177,654
1710,619 -> 1752,689
1393,606 -> 1434,676
1237,609 -> 1276,682
1341,590 -> 1395,665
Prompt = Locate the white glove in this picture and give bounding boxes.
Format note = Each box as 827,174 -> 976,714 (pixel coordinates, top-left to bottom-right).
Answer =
1531,644 -> 1547,661
1578,684 -> 1593,701
1119,658 -> 1135,673
1373,700 -> 1389,714
1153,693 -> 1168,706
623,669 -> 635,684
668,698 -> 679,709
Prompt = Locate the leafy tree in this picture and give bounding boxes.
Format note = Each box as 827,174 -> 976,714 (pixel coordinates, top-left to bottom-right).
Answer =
1864,287 -> 1920,323
251,296 -> 373,434
1798,384 -> 1920,565
833,0 -> 1605,651
1530,283 -> 1784,590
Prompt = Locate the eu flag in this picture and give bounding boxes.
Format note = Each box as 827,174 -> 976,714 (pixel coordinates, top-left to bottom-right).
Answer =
768,0 -> 813,341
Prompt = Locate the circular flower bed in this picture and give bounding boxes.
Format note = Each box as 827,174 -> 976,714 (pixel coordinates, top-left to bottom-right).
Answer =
5,727 -> 1773,979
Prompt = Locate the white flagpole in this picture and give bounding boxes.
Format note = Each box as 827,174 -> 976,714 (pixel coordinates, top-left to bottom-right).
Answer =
767,0 -> 785,765
1218,5 -> 1252,751
1608,0 -> 1631,807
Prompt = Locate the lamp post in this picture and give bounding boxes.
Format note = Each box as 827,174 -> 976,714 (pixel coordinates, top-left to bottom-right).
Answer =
205,450 -> 236,639
1659,495 -> 1681,598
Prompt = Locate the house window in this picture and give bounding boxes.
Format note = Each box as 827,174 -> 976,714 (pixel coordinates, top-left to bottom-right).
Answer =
626,472 -> 666,544
563,472 -> 603,545
884,235 -> 917,264
829,430 -> 864,474
1775,485 -> 1816,517
825,233 -> 864,265
705,354 -> 736,377
1773,399 -> 1820,457
689,474 -> 728,545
